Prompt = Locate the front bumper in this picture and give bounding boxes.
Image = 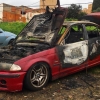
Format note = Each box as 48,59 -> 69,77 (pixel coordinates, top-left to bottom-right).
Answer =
0,72 -> 26,92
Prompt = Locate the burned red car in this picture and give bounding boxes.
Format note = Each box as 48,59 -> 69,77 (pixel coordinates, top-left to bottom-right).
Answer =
0,6 -> 100,92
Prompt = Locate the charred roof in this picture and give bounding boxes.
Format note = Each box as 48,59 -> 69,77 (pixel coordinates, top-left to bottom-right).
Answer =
63,21 -> 99,26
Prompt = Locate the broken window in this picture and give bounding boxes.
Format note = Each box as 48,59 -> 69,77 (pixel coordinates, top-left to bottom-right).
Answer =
59,26 -> 67,34
85,24 -> 100,39
65,24 -> 84,44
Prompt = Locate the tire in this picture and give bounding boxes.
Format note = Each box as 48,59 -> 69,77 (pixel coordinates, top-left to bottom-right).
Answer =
8,39 -> 14,45
24,62 -> 50,91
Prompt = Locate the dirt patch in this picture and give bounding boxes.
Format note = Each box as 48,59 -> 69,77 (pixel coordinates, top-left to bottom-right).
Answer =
0,69 -> 100,100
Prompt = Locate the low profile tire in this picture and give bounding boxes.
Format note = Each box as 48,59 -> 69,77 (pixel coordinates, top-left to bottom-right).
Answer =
24,62 -> 50,91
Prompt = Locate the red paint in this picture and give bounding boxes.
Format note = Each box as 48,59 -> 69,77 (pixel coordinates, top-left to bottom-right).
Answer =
0,72 -> 26,91
0,47 -> 100,92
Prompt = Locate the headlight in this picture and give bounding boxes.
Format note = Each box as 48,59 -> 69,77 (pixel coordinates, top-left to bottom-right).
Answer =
10,64 -> 21,71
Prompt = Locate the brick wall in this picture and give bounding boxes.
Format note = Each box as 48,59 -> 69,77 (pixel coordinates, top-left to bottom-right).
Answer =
3,10 -> 26,22
1,3 -> 26,22
0,3 -> 45,22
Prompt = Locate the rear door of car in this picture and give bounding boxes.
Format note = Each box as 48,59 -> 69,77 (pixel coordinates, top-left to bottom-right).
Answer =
56,24 -> 88,76
84,23 -> 100,66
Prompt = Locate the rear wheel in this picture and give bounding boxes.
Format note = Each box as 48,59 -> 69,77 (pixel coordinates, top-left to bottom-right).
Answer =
24,62 -> 50,91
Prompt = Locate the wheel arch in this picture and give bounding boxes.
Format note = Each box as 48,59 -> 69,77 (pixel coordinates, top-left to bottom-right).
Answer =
3,36 -> 16,45
23,61 -> 52,90
8,38 -> 14,44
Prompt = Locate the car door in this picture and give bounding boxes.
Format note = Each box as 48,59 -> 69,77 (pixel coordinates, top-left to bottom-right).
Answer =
56,24 -> 88,76
0,29 -> 6,45
84,23 -> 100,65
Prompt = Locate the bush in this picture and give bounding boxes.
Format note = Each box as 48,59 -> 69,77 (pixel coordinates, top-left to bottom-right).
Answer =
0,22 -> 27,35
93,7 -> 100,12
92,0 -> 100,11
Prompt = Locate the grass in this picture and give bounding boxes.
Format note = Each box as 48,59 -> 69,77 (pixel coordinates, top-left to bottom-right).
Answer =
88,65 -> 100,74
0,22 -> 27,35
65,18 -> 78,21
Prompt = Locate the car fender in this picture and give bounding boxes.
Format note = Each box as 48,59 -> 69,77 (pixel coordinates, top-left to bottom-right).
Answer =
2,35 -> 16,45
14,48 -> 60,76
21,57 -> 52,71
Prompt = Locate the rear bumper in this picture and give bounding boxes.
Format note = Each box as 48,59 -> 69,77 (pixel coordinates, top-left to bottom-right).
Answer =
0,72 -> 26,92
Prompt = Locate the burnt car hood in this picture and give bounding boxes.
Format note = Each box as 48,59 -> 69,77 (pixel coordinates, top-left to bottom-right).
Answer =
15,7 -> 68,46
0,6 -> 67,71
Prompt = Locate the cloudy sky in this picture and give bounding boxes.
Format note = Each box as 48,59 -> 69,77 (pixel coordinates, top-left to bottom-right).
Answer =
0,0 -> 93,9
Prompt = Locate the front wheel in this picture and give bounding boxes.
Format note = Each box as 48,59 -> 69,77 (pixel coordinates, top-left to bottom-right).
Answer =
24,62 -> 50,91
8,39 -> 14,45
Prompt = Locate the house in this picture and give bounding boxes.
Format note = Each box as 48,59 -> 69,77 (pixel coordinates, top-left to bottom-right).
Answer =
83,4 -> 92,14
0,3 -> 26,22
0,3 -> 45,22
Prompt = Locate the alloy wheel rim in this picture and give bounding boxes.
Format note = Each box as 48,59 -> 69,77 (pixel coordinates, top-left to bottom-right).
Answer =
30,63 -> 47,88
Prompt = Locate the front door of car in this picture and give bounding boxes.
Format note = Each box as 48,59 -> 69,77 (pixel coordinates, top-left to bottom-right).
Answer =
0,30 -> 6,45
84,24 -> 100,64
56,24 -> 88,76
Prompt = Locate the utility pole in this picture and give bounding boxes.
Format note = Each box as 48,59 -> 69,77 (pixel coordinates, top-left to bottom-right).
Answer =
57,0 -> 60,7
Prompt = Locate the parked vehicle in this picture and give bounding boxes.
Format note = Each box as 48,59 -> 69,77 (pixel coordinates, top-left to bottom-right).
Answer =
79,12 -> 100,25
0,3 -> 100,92
0,28 -> 16,46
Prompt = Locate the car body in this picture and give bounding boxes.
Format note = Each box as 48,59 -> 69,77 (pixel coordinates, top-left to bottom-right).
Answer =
0,5 -> 100,92
0,28 -> 16,46
79,12 -> 100,25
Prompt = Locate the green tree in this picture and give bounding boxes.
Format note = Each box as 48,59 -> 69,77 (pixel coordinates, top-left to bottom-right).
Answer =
67,4 -> 82,19
93,7 -> 100,12
78,12 -> 87,18
92,0 -> 100,11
